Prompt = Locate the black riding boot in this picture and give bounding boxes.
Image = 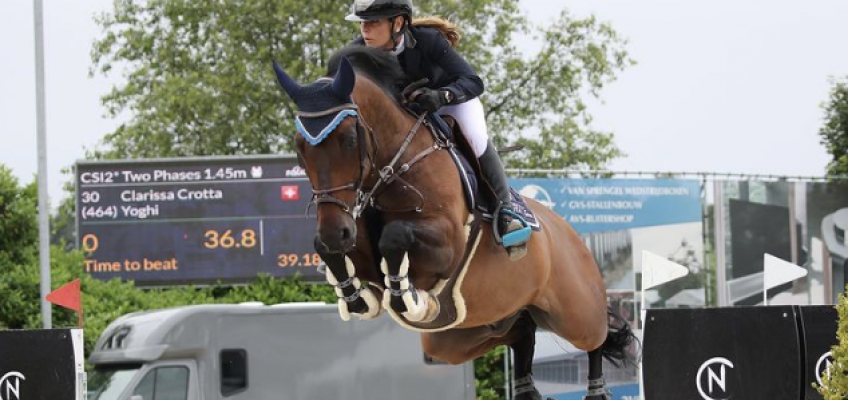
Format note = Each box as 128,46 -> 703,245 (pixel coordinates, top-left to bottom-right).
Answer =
478,141 -> 527,260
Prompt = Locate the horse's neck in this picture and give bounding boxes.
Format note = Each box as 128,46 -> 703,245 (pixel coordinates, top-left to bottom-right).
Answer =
354,82 -> 428,167
355,80 -> 467,217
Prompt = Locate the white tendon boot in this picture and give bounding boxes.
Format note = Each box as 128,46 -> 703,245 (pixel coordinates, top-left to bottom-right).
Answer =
323,256 -> 381,321
381,254 -> 437,322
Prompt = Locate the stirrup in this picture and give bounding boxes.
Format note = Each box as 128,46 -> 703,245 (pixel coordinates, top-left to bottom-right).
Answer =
499,209 -> 532,248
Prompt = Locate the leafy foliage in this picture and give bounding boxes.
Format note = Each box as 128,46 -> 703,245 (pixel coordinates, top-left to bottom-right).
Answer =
816,293 -> 848,398
820,77 -> 848,176
90,0 -> 631,169
0,166 -> 38,267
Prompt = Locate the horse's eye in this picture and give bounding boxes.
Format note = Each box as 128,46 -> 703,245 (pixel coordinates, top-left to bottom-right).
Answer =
343,134 -> 358,150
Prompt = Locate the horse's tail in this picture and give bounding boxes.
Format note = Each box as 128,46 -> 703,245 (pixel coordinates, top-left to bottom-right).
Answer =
600,307 -> 640,368
412,16 -> 461,48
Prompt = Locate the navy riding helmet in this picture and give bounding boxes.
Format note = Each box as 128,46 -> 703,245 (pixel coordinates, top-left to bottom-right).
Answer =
344,0 -> 413,22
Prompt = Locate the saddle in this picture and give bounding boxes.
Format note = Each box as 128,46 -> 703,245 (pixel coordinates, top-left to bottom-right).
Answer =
426,113 -> 541,232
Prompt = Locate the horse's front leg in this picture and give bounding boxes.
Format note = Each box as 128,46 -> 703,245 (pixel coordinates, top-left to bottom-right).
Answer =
314,235 -> 382,321
378,219 -> 456,322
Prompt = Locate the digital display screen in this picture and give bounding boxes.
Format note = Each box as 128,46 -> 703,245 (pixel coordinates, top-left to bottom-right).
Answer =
75,156 -> 323,285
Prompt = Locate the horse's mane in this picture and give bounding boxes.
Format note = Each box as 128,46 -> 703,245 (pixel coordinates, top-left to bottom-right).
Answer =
327,45 -> 409,102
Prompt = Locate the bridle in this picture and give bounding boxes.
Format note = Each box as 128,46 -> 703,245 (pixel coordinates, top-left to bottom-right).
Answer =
298,103 -> 376,218
298,103 -> 450,220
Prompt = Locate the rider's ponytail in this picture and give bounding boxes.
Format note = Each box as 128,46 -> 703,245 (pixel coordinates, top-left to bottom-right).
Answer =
411,17 -> 460,48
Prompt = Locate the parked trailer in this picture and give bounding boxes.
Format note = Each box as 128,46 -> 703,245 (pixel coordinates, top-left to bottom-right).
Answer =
87,303 -> 476,400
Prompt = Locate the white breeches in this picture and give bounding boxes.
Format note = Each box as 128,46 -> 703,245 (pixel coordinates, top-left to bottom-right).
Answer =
437,97 -> 490,158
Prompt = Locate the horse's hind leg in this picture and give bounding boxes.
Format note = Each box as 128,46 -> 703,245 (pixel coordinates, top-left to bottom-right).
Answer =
585,310 -> 638,400
509,311 -> 550,400
584,349 -> 612,400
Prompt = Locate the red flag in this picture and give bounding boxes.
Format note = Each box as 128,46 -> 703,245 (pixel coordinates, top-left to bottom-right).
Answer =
46,278 -> 83,327
281,185 -> 300,201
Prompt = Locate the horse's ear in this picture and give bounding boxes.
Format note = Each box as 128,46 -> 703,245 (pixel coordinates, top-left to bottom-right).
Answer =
272,60 -> 301,100
332,57 -> 356,99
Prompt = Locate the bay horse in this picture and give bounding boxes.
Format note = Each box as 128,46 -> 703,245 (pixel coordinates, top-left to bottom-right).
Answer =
272,45 -> 635,400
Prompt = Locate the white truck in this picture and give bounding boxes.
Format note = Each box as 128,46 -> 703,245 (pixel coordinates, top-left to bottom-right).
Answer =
86,303 -> 476,400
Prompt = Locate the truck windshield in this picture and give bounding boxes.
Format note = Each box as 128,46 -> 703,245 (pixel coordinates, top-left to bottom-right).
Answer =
88,365 -> 142,400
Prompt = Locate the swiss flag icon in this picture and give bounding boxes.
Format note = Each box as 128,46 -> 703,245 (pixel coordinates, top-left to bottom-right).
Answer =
281,185 -> 300,201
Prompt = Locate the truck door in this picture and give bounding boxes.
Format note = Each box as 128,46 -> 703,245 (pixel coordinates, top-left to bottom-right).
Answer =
125,361 -> 198,400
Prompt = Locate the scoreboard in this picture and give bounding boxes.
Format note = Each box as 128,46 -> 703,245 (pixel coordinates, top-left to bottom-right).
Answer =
75,155 -> 322,285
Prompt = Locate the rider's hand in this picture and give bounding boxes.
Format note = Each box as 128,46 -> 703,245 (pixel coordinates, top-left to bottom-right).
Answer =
409,87 -> 448,114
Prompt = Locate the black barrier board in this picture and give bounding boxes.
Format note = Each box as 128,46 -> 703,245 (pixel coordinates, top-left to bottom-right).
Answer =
0,329 -> 84,400
644,306 -> 802,400
799,306 -> 838,399
76,156 -> 323,285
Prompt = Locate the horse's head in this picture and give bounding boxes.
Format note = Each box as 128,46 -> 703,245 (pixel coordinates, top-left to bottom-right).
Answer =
273,58 -> 374,254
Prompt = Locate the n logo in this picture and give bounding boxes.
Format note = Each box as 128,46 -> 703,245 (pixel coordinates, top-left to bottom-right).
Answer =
696,357 -> 734,400
0,372 -> 25,400
816,351 -> 834,387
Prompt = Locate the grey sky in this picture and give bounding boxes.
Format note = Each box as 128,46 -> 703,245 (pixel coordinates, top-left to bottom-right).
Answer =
1,0 -> 846,206
523,0 -> 845,176
1,1 -> 117,204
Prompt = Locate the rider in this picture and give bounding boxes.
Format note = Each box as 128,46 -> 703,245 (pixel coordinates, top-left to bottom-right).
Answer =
346,0 -> 530,259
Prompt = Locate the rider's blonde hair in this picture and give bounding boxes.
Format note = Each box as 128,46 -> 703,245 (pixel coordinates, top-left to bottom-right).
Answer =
411,16 -> 460,48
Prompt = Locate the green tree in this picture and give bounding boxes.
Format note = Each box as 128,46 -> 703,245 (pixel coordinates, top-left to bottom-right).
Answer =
0,166 -> 38,268
90,0 -> 631,169
817,291 -> 848,398
51,178 -> 78,250
820,77 -> 848,176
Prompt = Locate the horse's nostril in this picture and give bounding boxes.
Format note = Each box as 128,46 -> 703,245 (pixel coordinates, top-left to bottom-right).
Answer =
341,227 -> 352,241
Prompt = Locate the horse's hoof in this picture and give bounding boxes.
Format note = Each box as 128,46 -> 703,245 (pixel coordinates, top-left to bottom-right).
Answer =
400,288 -> 435,322
420,294 -> 440,322
514,375 -> 542,400
508,244 -> 527,261
351,285 -> 383,320
337,299 -> 352,321
337,290 -> 375,321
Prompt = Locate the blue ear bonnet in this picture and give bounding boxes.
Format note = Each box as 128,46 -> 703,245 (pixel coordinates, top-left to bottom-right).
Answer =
292,79 -> 357,146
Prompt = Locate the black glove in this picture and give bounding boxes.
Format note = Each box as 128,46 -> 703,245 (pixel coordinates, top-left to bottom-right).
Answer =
402,78 -> 430,100
409,87 -> 448,114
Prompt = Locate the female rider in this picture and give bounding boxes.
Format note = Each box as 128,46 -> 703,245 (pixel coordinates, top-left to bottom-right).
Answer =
346,0 -> 528,259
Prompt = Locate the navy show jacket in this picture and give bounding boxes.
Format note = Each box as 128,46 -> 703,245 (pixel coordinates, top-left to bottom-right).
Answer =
352,26 -> 485,105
